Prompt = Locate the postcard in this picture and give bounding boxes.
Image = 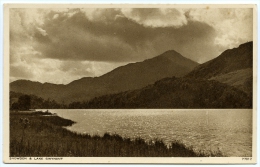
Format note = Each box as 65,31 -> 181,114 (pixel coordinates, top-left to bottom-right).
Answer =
3,3 -> 257,164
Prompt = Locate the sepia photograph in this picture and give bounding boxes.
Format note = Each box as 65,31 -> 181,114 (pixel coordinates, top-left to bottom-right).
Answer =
3,3 -> 257,164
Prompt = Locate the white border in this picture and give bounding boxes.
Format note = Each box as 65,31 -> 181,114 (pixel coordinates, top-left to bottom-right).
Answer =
1,0 -> 259,166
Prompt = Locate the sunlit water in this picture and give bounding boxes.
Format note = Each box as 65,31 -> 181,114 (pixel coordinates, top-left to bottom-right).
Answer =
48,109 -> 252,157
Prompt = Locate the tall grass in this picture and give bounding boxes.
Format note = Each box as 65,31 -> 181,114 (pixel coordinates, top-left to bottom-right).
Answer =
10,112 -> 223,157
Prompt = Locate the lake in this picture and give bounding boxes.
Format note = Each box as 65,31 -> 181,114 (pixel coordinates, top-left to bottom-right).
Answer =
48,109 -> 252,157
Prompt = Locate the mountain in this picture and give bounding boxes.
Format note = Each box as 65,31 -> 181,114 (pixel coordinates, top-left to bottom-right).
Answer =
10,50 -> 198,103
186,41 -> 253,79
186,41 -> 253,95
83,77 -> 251,109
10,80 -> 67,102
78,42 -> 253,109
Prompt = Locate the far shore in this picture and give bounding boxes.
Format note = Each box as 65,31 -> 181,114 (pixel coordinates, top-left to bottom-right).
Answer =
10,110 -> 223,157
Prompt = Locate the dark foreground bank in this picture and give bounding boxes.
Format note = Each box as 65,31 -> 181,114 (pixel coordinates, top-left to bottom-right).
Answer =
10,111 -> 223,157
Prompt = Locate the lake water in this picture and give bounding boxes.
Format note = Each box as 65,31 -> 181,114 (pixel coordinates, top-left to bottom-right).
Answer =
49,109 -> 252,157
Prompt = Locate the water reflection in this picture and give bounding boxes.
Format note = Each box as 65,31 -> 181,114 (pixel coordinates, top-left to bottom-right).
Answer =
50,109 -> 252,157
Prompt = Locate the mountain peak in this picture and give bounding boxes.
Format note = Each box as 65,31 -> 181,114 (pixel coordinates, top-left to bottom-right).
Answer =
11,49 -> 199,103
160,50 -> 182,57
154,50 -> 199,65
156,50 -> 184,60
144,50 -> 199,70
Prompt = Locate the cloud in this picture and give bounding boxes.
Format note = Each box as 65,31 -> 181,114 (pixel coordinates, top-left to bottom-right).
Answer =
9,8 -> 253,84
53,13 -> 59,19
187,8 -> 253,49
29,9 -> 218,63
36,27 -> 48,36
10,58 -> 125,84
121,8 -> 188,28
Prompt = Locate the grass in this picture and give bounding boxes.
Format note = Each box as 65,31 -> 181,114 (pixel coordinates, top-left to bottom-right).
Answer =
10,111 -> 223,157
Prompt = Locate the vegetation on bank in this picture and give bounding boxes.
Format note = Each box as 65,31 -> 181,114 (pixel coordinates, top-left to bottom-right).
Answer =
10,112 -> 223,157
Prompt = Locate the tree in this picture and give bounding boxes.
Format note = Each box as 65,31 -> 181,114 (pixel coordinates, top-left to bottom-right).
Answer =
10,102 -> 19,110
18,95 -> 31,110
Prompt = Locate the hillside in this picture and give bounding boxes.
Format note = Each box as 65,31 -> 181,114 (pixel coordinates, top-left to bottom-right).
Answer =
186,41 -> 253,95
10,50 -> 198,103
209,68 -> 252,95
83,77 -> 251,109
186,42 -> 253,79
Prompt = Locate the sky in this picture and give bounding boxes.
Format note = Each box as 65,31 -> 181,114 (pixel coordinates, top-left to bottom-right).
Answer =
10,7 -> 253,84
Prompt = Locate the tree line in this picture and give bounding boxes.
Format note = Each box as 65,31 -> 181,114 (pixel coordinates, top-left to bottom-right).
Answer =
10,91 -> 91,110
10,91 -> 64,110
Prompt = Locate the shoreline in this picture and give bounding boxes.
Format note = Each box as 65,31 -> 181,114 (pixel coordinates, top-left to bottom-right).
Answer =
10,111 -> 223,157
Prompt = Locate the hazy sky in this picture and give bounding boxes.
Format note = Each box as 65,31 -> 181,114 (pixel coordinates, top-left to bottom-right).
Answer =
10,8 -> 253,84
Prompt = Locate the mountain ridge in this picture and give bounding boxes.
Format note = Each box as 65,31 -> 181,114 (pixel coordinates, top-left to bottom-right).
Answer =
186,41 -> 253,95
10,50 -> 199,103
73,41 -> 253,109
10,41 -> 253,108
186,41 -> 253,79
